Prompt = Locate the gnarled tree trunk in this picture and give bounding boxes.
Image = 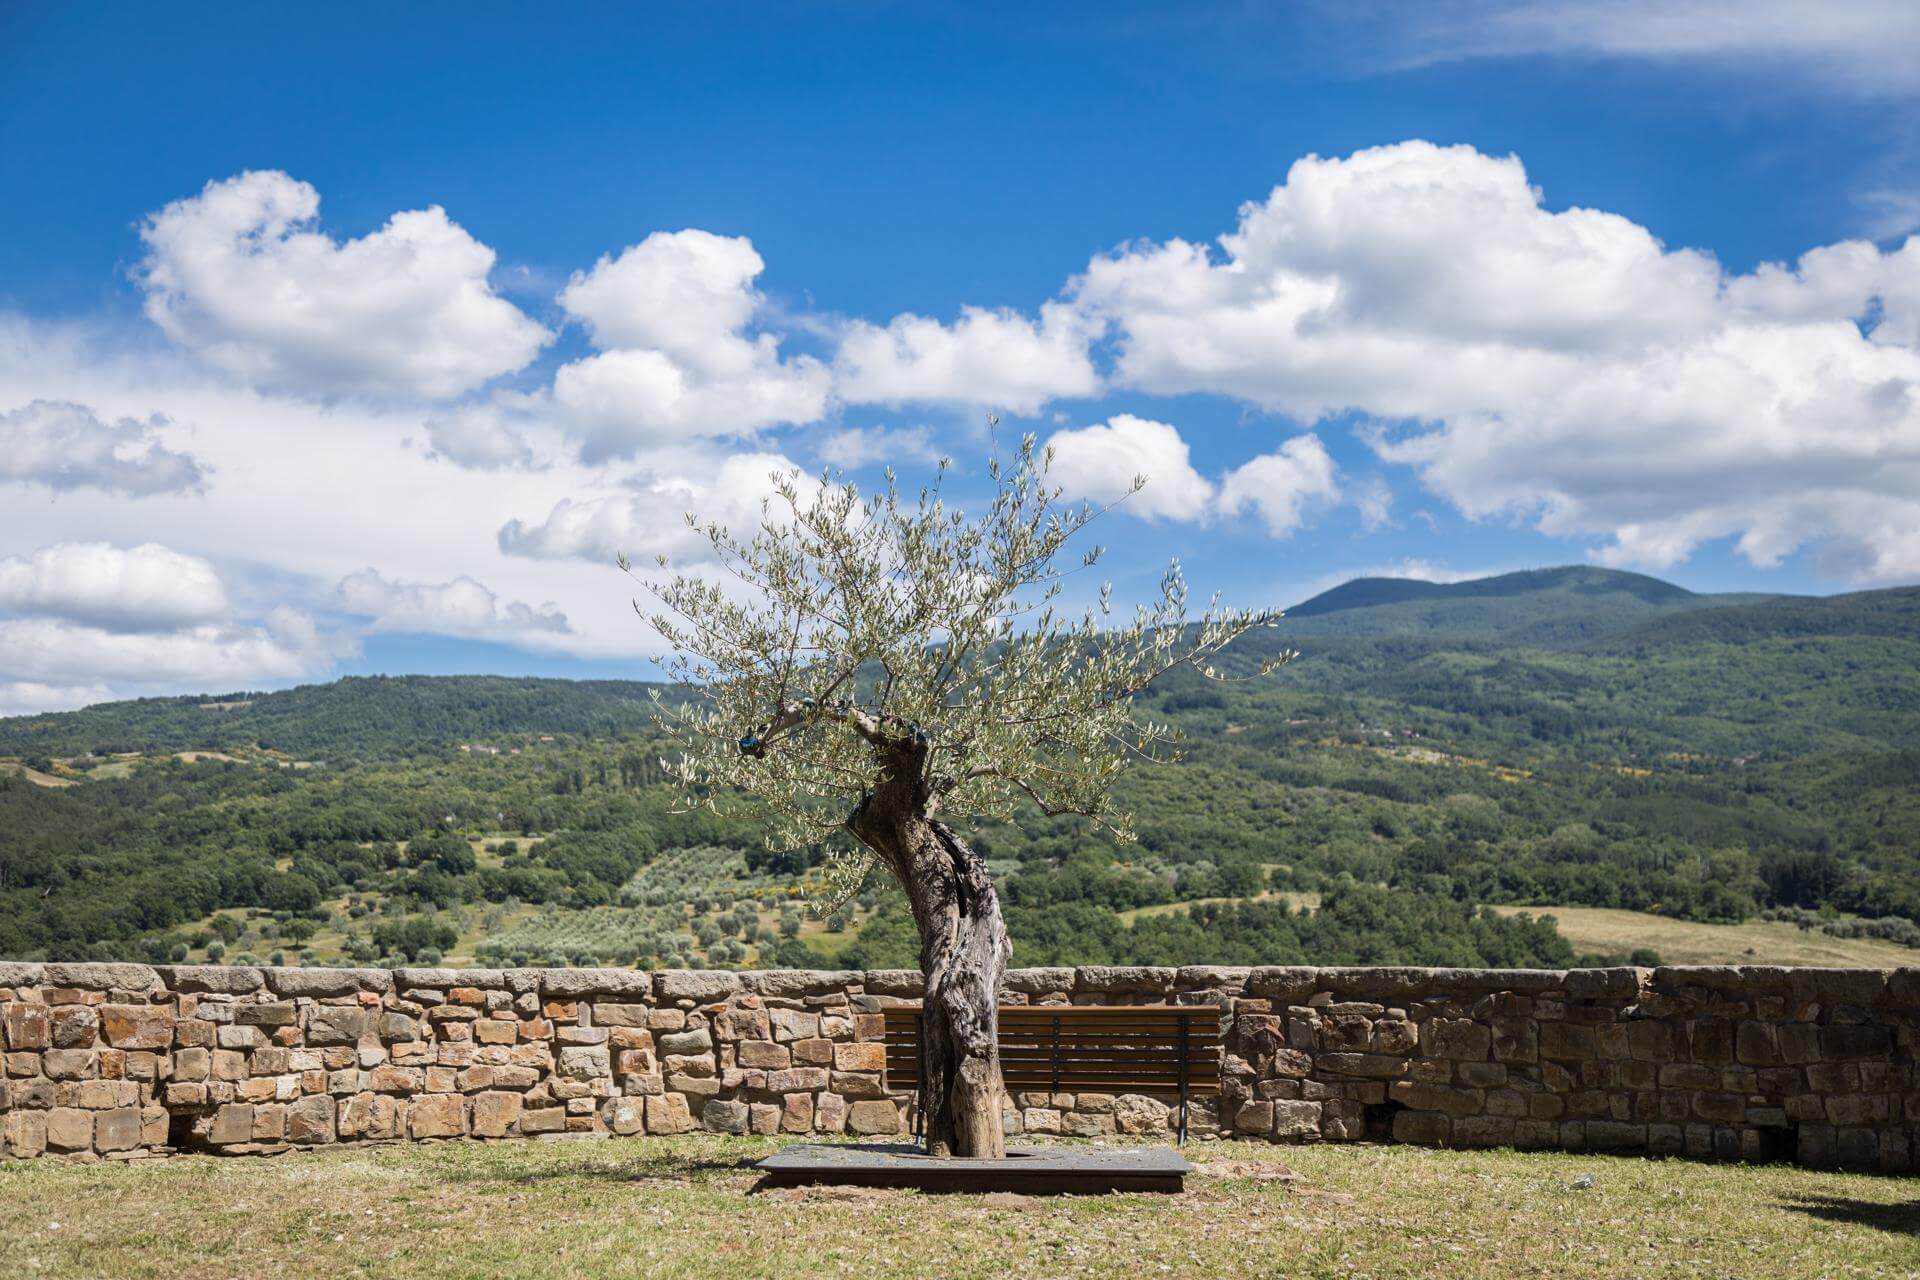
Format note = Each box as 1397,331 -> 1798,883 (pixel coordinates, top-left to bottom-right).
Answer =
848,740 -> 1010,1158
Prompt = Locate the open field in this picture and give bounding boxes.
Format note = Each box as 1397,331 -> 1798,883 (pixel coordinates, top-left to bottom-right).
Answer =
0,1136 -> 1913,1279
1117,889 -> 1320,923
1491,905 -> 1920,968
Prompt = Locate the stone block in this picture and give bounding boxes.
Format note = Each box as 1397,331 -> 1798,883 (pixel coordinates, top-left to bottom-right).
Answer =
306,1007 -> 369,1046
209,1103 -> 254,1145
1063,1110 -> 1116,1137
646,1094 -> 695,1134
1392,1109 -> 1450,1144
655,971 -> 740,1002
3,1110 -> 48,1158
281,1095 -> 333,1144
46,962 -> 160,994
657,1027 -> 713,1055
409,1093 -> 466,1138
516,1106 -> 564,1135
234,1002 -> 298,1028
1271,1100 -> 1322,1139
46,1107 -> 94,1152
474,1018 -> 519,1046
50,1005 -> 98,1048
701,1099 -> 750,1134
1074,966 -> 1175,994
748,1102 -> 781,1135
1538,1023 -> 1596,1061
832,1041 -> 886,1072
846,1099 -> 902,1135
737,1040 -> 790,1069
1316,1051 -> 1407,1078
43,1049 -> 97,1080
1426,1018 -> 1491,1061
470,1091 -> 523,1138
558,1046 -> 611,1080
99,1004 -> 174,1050
2,1002 -> 52,1050
590,1003 -> 650,1027
814,1093 -> 847,1133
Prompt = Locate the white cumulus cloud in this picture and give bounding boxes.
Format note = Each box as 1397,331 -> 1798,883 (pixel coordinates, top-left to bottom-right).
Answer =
0,607 -> 344,689
835,302 -> 1101,413
1043,415 -> 1216,520
0,400 -> 207,497
498,452 -> 816,566
1071,140 -> 1920,582
1217,435 -> 1342,537
337,569 -> 568,639
137,171 -> 551,399
550,230 -> 829,459
0,542 -> 229,630
0,681 -> 118,718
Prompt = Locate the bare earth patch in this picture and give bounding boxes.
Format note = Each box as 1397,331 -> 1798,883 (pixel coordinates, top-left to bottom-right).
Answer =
1,1136 -> 1915,1278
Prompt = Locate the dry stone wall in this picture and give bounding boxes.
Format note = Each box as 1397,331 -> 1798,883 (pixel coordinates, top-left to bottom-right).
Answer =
1,961 -> 1913,1171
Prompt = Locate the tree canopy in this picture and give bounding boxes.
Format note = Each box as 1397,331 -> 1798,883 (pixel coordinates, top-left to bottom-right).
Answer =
634,434 -> 1289,907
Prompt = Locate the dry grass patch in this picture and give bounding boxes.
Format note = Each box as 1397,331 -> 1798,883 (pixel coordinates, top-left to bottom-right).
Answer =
1490,905 -> 1918,968
2,1136 -> 1916,1279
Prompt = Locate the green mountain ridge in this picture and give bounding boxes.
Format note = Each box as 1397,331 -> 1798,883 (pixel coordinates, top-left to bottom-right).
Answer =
3,565 -> 1917,970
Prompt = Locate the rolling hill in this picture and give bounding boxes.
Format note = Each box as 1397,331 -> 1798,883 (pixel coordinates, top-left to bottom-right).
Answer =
2,566 -> 1916,970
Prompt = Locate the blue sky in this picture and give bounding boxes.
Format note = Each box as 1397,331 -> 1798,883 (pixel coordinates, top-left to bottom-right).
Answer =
2,3 -> 1919,708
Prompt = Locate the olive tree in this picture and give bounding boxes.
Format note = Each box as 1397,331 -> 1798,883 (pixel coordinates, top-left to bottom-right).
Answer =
632,434 -> 1287,1157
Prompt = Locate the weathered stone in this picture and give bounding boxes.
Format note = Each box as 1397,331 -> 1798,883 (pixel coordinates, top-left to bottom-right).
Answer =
99,1004 -> 173,1050
1539,1022 -> 1597,1061
3,1109 -> 48,1158
557,1046 -> 610,1080
635,1093 -> 688,1134
700,1098 -> 750,1134
46,963 -> 160,994
306,1007 -> 370,1046
234,1003 -> 298,1028
287,1095 -> 337,1144
737,1040 -> 791,1069
537,968 -> 654,999
43,1049 -> 97,1080
472,1091 -> 524,1137
208,1104 -> 254,1145
743,970 -> 860,998
263,967 -> 391,997
50,1005 -> 97,1048
656,971 -> 741,1002
846,1099 -> 901,1135
93,1108 -> 143,1152
657,1027 -> 714,1055
832,1041 -> 886,1072
1317,1051 -> 1409,1079
409,1093 -> 466,1138
996,968 -> 1072,997
154,965 -> 264,994
861,970 -> 926,997
3,1002 -> 52,1050
1074,966 -> 1175,994
46,1108 -> 95,1152
1426,1018 -> 1492,1061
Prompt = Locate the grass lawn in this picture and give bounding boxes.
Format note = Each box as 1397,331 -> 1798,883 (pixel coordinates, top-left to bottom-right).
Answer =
1,1136 -> 1914,1279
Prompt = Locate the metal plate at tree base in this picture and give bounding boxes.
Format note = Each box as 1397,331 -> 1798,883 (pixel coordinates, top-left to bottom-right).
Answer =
755,1142 -> 1191,1194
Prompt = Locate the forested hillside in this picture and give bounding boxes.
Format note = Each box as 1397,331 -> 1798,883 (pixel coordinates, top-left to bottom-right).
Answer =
3,567 -> 1916,970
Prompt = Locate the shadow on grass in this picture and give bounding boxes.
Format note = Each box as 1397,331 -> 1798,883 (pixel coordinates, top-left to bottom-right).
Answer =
1781,1195 -> 1920,1236
430,1151 -> 765,1188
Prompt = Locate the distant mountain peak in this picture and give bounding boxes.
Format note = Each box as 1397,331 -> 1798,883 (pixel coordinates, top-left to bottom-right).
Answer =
1289,566 -> 1697,618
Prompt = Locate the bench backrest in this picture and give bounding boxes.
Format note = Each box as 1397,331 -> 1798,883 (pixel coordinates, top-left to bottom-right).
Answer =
880,1004 -> 1222,1095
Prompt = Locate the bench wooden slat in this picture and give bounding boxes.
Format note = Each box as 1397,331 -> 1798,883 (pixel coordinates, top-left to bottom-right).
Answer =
880,1004 -> 1222,1102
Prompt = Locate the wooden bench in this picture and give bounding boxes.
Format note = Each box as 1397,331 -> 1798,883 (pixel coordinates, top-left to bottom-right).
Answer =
881,1004 -> 1222,1142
